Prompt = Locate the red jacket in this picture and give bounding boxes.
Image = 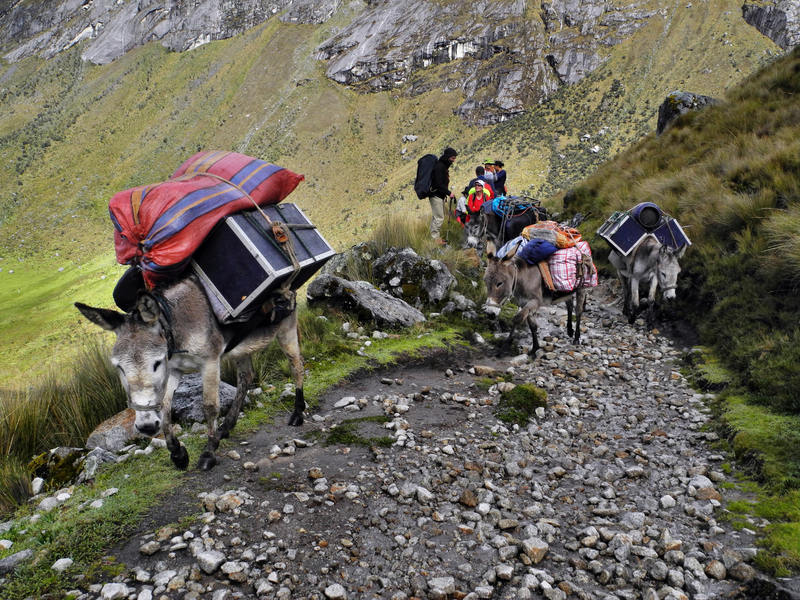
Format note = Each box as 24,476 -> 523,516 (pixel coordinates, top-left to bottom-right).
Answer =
467,190 -> 489,213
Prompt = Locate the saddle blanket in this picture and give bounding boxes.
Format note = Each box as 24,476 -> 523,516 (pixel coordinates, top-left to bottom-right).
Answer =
110,151 -> 304,288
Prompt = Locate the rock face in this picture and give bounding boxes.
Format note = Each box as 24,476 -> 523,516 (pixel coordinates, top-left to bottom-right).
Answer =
743,1 -> 800,50
0,0 -> 657,124
656,91 -> 719,136
307,274 -> 426,327
315,0 -> 658,124
0,0 -> 336,66
371,247 -> 455,308
1,0 -> 797,125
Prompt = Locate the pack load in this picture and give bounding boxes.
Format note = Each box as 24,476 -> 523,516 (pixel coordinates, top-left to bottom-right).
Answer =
547,241 -> 598,291
497,234 -> 597,292
496,236 -> 558,264
597,202 -> 691,256
491,195 -> 535,218
109,151 -> 305,288
192,203 -> 336,323
521,220 -> 582,248
414,154 -> 438,199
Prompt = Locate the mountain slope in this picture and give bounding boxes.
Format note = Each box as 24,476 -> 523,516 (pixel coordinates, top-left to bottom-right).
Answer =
0,0 -> 789,383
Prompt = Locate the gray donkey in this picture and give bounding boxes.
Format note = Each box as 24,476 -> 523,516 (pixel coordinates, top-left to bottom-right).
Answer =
76,273 -> 305,471
608,236 -> 686,324
483,240 -> 589,356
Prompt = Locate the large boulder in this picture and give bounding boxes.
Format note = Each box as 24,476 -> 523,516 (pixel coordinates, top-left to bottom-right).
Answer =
86,409 -> 142,452
656,91 -> 719,136
320,241 -> 380,280
171,373 -> 239,423
371,247 -> 455,309
306,274 -> 426,327
743,2 -> 800,50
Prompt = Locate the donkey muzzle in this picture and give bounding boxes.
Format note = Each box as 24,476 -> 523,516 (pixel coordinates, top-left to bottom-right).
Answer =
134,412 -> 162,437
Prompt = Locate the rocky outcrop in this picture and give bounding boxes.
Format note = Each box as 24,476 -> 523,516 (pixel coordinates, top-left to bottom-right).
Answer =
307,274 -> 426,327
0,0 -> 335,66
4,0 -> 795,126
743,1 -> 800,50
656,91 -> 719,136
371,247 -> 455,308
315,0 -> 657,124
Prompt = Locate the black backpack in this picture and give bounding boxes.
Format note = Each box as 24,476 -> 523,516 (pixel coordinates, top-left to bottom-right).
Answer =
414,154 -> 438,199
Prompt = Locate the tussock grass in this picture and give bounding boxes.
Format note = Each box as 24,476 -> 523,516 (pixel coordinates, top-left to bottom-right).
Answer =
0,338 -> 125,513
566,47 -> 800,418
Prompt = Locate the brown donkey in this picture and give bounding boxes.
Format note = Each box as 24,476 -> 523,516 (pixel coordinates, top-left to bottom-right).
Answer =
483,240 -> 589,356
76,273 -> 305,471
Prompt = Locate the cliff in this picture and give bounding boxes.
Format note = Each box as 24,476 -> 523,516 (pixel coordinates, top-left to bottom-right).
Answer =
2,0 -> 796,126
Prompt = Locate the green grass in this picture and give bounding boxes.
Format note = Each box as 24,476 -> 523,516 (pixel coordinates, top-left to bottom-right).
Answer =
316,416 -> 394,448
496,383 -> 548,426
0,451 -> 184,599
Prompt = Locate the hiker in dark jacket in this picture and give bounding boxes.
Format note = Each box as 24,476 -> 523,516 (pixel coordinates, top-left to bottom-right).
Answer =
464,165 -> 495,197
429,147 -> 457,243
493,160 -> 507,196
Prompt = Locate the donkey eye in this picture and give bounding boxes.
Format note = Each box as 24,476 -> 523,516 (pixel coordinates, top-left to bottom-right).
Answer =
496,282 -> 503,288
153,360 -> 162,372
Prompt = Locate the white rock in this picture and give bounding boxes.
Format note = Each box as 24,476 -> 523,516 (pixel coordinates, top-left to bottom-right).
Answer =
52,557 -> 73,572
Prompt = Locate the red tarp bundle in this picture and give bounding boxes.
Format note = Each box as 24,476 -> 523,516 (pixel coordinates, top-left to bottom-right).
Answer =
109,151 -> 304,288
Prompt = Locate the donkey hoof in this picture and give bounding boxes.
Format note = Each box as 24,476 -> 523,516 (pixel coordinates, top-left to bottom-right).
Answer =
171,446 -> 190,470
198,452 -> 218,471
288,413 -> 304,427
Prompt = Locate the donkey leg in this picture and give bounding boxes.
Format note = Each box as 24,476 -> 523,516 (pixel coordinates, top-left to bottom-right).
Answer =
628,277 -> 642,324
198,363 -> 222,471
616,272 -> 632,317
566,298 -> 575,338
573,290 -> 585,345
526,313 -> 540,355
497,315 -> 519,358
218,355 -> 253,440
278,314 -> 306,427
162,371 -> 188,469
645,277 -> 658,325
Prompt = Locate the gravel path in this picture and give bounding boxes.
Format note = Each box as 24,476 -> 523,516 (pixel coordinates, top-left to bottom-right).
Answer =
44,284 -> 790,600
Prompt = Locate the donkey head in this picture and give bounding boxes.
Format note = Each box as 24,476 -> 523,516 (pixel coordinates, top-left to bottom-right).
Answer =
483,239 -> 520,317
75,295 -> 169,437
656,244 -> 686,301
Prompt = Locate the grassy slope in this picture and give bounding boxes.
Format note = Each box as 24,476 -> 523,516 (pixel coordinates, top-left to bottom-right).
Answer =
562,46 -> 800,417
0,0 -> 783,384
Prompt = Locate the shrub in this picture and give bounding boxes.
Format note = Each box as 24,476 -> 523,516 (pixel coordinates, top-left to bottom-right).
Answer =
496,384 -> 548,425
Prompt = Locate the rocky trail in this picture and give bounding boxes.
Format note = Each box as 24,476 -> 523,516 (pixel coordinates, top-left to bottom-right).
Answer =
29,284 -> 800,600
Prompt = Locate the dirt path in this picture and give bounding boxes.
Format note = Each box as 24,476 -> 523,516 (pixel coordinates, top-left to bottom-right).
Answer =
73,284 -> 799,600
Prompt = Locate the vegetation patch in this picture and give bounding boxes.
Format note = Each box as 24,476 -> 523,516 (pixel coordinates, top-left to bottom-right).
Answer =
0,452 -> 184,599
316,416 -> 393,448
496,384 -> 548,426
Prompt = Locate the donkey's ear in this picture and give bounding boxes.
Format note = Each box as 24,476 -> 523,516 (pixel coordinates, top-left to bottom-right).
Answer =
75,303 -> 126,332
676,244 -> 688,259
502,239 -> 522,261
136,293 -> 161,326
486,240 -> 497,259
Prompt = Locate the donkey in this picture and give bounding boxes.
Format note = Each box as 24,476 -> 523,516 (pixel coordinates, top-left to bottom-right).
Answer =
75,273 -> 305,471
608,235 -> 687,324
482,201 -> 547,248
483,240 -> 589,356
